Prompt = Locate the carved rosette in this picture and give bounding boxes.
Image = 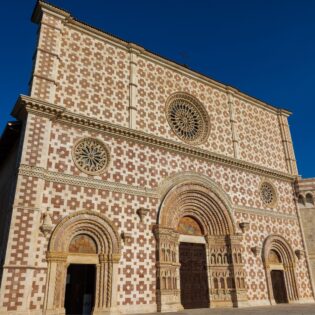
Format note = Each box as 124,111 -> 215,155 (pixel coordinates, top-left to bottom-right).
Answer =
166,93 -> 210,145
72,138 -> 110,175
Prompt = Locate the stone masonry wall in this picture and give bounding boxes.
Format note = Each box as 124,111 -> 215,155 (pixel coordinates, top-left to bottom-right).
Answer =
29,8 -> 296,175
0,113 -> 51,312
0,137 -> 21,285
12,120 -> 311,310
0,2 -> 310,313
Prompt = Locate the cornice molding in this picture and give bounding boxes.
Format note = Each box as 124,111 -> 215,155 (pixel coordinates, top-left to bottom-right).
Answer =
32,1 -> 70,23
18,164 -> 298,221
234,205 -> 298,220
18,164 -> 157,198
14,96 -> 296,182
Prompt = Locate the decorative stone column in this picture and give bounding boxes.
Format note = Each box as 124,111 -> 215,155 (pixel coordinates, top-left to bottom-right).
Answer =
264,262 -> 276,305
93,254 -> 121,315
43,252 -> 68,315
153,226 -> 183,312
227,234 -> 248,307
283,261 -> 299,303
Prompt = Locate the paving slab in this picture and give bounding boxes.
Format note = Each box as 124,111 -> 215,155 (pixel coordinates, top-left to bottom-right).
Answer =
134,304 -> 315,315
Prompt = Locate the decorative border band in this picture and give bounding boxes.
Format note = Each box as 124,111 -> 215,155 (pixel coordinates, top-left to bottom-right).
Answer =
13,96 -> 296,182
234,205 -> 298,220
18,164 -> 157,198
18,164 -> 298,221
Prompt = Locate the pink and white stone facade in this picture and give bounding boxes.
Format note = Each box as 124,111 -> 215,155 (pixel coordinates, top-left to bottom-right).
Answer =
0,1 -> 313,315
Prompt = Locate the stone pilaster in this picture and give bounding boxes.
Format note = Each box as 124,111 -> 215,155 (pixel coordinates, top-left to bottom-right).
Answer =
128,43 -> 143,129
31,4 -> 68,104
226,87 -> 239,159
277,110 -> 298,175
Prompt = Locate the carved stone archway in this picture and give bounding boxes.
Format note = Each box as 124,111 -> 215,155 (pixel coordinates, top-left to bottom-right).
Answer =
262,235 -> 299,304
43,210 -> 121,315
154,180 -> 248,312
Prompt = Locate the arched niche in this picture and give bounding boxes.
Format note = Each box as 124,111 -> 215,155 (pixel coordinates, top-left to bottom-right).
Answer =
262,235 -> 299,304
43,210 -> 121,315
306,193 -> 314,207
154,179 -> 247,311
298,194 -> 305,207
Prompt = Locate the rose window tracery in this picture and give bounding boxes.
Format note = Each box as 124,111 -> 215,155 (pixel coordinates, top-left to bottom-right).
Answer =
72,138 -> 110,175
166,93 -> 210,144
260,182 -> 277,207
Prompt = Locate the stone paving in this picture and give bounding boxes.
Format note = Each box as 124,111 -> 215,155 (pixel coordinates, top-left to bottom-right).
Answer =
135,304 -> 315,315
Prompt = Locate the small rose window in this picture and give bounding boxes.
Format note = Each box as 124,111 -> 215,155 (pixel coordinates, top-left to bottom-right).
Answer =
260,182 -> 277,207
72,138 -> 110,175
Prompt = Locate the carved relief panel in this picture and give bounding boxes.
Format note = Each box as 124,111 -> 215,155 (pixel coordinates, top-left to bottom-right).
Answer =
207,236 -> 235,307
153,227 -> 182,312
206,234 -> 247,307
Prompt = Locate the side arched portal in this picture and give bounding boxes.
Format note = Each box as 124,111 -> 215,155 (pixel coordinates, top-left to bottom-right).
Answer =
263,235 -> 299,304
154,181 -> 248,311
43,211 -> 121,315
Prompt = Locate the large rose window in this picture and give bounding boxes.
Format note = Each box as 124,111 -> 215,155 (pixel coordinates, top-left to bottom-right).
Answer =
166,93 -> 210,145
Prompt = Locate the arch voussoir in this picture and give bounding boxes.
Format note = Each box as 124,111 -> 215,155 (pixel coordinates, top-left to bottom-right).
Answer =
263,235 -> 299,304
155,179 -> 248,311
44,210 -> 121,315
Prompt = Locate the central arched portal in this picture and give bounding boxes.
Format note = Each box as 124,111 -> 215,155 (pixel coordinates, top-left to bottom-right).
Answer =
154,181 -> 248,312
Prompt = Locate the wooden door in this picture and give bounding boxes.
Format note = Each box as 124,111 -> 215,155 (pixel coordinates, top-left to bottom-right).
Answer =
179,243 -> 209,309
271,270 -> 288,304
64,264 -> 96,315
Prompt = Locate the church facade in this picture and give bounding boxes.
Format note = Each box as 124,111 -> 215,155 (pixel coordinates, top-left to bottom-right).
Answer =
0,1 -> 314,315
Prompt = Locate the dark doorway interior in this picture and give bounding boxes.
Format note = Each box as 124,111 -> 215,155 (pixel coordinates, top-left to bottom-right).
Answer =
179,243 -> 209,309
271,270 -> 288,304
64,264 -> 96,315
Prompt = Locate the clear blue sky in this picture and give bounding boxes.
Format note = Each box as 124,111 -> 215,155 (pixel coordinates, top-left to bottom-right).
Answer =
0,0 -> 314,178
